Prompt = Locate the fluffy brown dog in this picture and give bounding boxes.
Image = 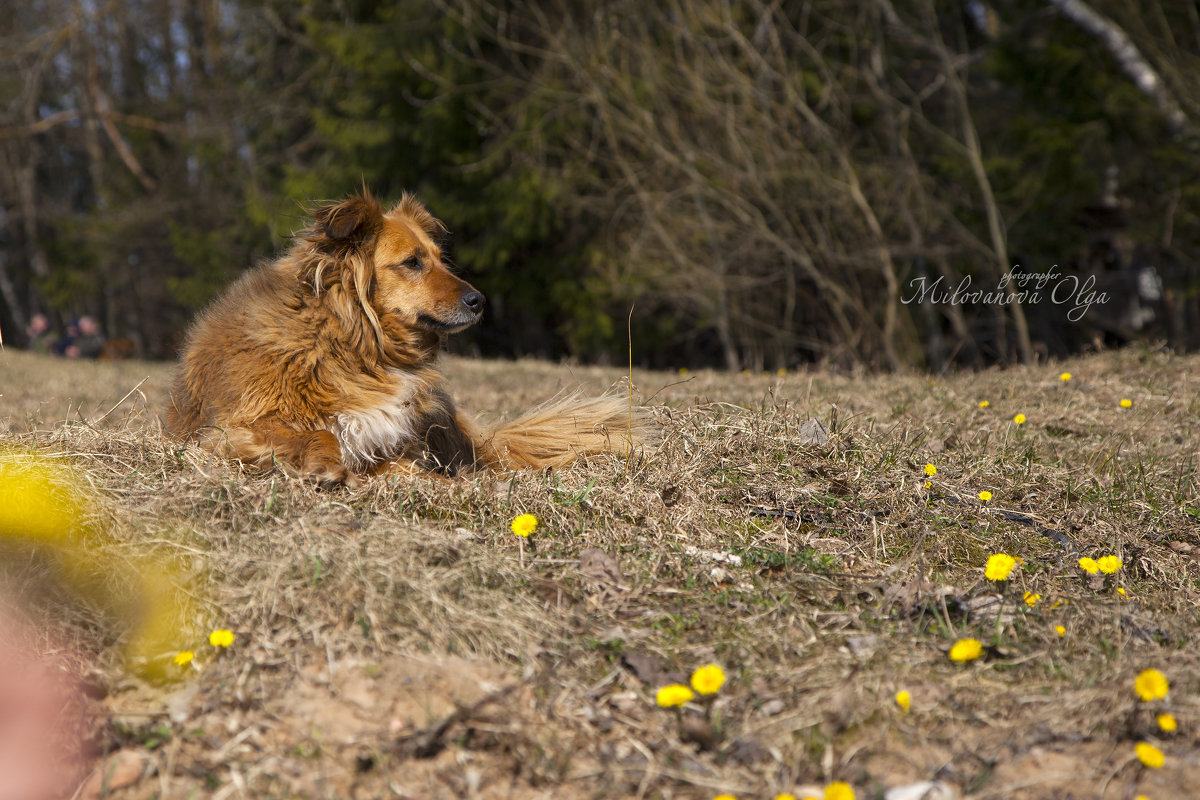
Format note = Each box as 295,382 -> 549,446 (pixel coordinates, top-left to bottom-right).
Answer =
166,191 -> 637,486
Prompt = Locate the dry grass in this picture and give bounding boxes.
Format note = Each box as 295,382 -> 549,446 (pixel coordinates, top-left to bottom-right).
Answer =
2,347 -> 1199,799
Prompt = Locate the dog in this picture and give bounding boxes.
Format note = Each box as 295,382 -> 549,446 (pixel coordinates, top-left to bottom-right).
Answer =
166,190 -> 639,486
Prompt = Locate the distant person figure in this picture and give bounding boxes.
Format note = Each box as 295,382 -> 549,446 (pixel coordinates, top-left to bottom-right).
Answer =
52,319 -> 79,356
24,314 -> 57,354
66,316 -> 105,359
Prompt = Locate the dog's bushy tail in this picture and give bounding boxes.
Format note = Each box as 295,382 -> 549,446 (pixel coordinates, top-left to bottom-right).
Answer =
479,392 -> 644,470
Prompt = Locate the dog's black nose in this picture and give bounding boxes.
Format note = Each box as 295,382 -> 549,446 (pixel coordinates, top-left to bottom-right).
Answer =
461,291 -> 485,313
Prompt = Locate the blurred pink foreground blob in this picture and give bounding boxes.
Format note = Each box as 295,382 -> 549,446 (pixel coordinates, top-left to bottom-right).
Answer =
0,612 -> 90,800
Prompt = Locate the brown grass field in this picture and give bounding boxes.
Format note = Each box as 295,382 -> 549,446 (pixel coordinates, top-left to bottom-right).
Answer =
1,346 -> 1199,799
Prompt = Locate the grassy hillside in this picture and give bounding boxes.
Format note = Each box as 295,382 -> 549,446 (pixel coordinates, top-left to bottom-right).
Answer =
1,347 -> 1198,799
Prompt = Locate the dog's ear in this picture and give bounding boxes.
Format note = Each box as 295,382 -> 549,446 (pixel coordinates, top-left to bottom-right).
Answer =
312,193 -> 383,248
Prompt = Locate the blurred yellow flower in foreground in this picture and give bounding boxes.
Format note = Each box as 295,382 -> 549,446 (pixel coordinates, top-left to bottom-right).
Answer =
510,514 -> 538,537
949,638 -> 983,662
1023,591 -> 1040,608
1013,413 -> 1026,425
1078,557 -> 1100,574
895,690 -> 911,712
1059,372 -> 1072,382
173,651 -> 194,667
1120,398 -> 1133,408
978,400 -> 990,408
690,663 -> 726,695
985,553 -> 1018,581
1097,555 -> 1123,574
1054,625 -> 1066,637
1157,713 -> 1178,733
825,782 -> 855,800
1135,741 -> 1164,769
713,795 -> 738,800
656,684 -> 694,708
1135,669 -> 1169,701
209,629 -> 234,648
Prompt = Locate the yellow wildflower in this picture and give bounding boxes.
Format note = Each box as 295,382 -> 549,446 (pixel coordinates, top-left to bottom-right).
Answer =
1054,625 -> 1066,637
1013,413 -> 1026,425
690,663 -> 726,696
774,796 -> 798,800
978,490 -> 992,502
1023,591 -> 1040,608
1078,557 -> 1100,574
1134,669 -> 1169,701
924,463 -> 937,476
825,782 -> 856,800
1135,741 -> 1165,769
209,629 -> 235,648
173,651 -> 194,667
1059,372 -> 1072,382
978,400 -> 990,408
1097,555 -> 1123,574
1120,399 -> 1133,408
1117,587 -> 1128,598
510,513 -> 538,537
895,690 -> 911,712
655,684 -> 694,708
923,480 -> 932,489
1157,713 -> 1178,733
949,638 -> 983,662
713,795 -> 738,800
985,553 -> 1018,581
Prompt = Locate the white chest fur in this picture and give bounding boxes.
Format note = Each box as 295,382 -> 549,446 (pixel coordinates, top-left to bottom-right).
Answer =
330,371 -> 422,471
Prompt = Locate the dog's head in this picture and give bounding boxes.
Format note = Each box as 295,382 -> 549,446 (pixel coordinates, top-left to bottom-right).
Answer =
301,191 -> 485,351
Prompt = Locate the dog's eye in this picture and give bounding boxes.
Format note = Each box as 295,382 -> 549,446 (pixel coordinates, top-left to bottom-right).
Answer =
403,257 -> 422,271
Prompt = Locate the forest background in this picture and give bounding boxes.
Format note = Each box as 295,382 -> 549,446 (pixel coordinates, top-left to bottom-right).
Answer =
2,0 -> 1199,372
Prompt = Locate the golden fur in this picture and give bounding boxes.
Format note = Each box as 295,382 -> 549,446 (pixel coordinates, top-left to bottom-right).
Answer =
166,191 -> 638,486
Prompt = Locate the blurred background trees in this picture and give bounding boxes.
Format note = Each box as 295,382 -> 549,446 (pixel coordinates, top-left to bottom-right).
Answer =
2,0 -> 1198,370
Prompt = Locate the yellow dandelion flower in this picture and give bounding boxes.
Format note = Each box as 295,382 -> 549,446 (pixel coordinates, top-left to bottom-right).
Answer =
825,782 -> 856,800
775,795 -> 798,800
1117,587 -> 1128,598
1097,555 -> 1123,574
655,684 -> 695,708
1134,669 -> 1169,702
978,400 -> 990,408
173,650 -> 194,667
949,638 -> 983,662
713,795 -> 738,800
895,690 -> 911,712
1135,741 -> 1165,769
1135,795 -> 1150,800
690,663 -> 726,695
1157,713 -> 1178,733
1013,413 -> 1026,425
1078,557 -> 1100,574
1059,372 -> 1072,382
1054,625 -> 1066,637
1120,399 -> 1133,408
510,513 -> 538,537
923,480 -> 932,489
978,490 -> 992,502
209,629 -> 234,648
1023,591 -> 1041,608
924,463 -> 937,476
985,553 -> 1018,581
